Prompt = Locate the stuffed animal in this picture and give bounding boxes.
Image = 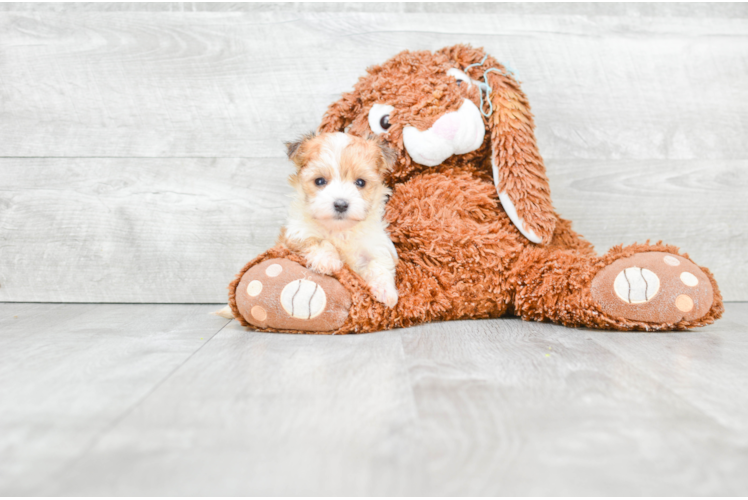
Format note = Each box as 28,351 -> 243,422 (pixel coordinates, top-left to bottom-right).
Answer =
228,44 -> 723,334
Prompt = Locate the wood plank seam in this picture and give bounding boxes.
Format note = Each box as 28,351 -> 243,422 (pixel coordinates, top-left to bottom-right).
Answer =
42,317 -> 232,488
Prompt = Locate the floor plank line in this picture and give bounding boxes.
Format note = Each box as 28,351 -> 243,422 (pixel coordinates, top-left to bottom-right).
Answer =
45,317 -> 232,490
0,304 -> 231,494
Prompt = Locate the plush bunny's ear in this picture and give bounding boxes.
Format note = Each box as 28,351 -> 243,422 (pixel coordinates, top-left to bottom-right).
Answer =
318,90 -> 362,133
467,54 -> 557,244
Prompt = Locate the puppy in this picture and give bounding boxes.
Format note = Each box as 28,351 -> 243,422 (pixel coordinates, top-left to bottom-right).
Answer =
279,132 -> 399,307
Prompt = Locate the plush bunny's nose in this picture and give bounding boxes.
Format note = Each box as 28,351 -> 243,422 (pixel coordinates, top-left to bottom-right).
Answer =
430,113 -> 460,141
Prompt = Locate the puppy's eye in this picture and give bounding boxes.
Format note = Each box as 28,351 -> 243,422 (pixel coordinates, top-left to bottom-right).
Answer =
314,178 -> 327,187
455,79 -> 463,86
368,103 -> 395,135
355,179 -> 366,188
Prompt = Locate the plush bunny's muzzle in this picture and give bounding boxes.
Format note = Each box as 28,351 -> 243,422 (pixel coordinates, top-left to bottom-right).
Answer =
402,99 -> 485,167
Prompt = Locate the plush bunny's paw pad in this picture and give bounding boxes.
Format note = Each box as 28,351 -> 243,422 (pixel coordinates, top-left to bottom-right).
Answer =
591,252 -> 713,324
235,258 -> 351,332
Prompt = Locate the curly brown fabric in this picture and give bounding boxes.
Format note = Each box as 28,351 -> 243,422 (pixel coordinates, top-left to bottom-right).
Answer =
228,45 -> 723,334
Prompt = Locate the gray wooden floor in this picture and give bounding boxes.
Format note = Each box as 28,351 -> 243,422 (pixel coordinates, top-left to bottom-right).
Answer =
1,302 -> 747,496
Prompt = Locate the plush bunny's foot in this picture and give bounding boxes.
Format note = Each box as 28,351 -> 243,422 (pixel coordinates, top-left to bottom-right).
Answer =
234,258 -> 351,333
591,252 -> 714,325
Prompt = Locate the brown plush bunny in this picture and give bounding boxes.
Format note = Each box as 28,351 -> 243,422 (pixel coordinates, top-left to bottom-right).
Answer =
228,44 -> 723,334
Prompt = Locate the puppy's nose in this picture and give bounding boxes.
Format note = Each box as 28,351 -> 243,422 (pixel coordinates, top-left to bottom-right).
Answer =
333,199 -> 349,213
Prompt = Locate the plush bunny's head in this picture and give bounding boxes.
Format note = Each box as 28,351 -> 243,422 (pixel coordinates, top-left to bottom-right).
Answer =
318,44 -> 556,244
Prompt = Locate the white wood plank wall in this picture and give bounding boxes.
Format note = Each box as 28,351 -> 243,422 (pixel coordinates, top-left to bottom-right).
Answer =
1,3 -> 747,303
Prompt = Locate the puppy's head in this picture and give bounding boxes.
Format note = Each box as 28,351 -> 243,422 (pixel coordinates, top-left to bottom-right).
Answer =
286,132 -> 395,231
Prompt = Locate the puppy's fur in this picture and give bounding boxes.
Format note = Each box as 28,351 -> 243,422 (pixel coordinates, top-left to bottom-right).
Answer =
279,132 -> 399,307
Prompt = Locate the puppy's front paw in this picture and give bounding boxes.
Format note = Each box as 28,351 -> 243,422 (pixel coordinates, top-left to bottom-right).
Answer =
305,247 -> 343,275
369,277 -> 398,308
311,257 -> 343,275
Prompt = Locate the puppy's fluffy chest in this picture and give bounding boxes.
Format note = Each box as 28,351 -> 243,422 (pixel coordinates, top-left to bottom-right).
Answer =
285,207 -> 396,276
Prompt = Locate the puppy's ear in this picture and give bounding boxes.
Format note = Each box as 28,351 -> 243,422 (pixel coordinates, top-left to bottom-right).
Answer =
369,135 -> 397,174
450,47 -> 557,245
380,144 -> 397,173
284,132 -> 316,169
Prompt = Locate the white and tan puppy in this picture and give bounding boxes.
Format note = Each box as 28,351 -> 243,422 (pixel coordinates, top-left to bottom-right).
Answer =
279,132 -> 399,307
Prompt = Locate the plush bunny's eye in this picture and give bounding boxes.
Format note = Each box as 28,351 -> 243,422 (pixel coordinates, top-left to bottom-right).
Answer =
447,68 -> 472,88
368,104 -> 395,134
